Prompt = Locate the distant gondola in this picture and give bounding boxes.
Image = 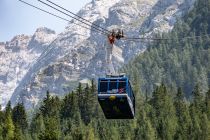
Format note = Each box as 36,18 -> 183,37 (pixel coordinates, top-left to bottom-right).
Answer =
98,74 -> 135,119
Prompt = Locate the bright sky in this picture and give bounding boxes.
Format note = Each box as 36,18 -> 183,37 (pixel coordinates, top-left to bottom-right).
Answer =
0,0 -> 90,42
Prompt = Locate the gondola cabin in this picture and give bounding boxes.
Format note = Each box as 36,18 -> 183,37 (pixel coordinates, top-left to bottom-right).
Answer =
98,74 -> 135,119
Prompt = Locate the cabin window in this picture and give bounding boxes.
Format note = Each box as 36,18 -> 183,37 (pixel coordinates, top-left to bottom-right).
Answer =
109,80 -> 117,91
99,80 -> 108,92
118,79 -> 126,93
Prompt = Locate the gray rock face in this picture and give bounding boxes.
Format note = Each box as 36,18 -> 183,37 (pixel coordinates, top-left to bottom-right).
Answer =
0,28 -> 56,108
0,0 -> 195,109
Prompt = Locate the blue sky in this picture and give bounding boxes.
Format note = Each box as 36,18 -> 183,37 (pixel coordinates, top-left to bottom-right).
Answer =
0,0 -> 90,42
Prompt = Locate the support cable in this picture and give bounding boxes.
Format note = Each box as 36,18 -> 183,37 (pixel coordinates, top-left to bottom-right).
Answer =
38,0 -> 109,35
19,0 -> 106,36
19,0 -> 210,44
45,0 -> 112,34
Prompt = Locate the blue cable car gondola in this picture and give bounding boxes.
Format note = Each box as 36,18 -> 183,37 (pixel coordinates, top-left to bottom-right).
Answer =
98,74 -> 135,119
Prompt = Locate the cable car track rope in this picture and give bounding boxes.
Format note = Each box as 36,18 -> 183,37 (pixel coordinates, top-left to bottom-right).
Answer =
45,0 -> 112,34
18,0 -> 107,36
19,0 -> 210,43
37,0 -> 109,35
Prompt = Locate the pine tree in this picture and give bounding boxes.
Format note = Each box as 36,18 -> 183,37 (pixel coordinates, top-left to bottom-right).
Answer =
189,105 -> 202,139
39,91 -> 51,117
70,112 -> 84,140
151,84 -> 177,140
0,126 -> 3,140
82,84 -> 95,125
0,105 -> 4,140
38,91 -> 61,140
30,113 -> 45,140
85,125 -> 95,140
40,91 -> 61,117
12,102 -> 28,131
13,126 -> 25,140
90,79 -> 96,94
5,101 -> 12,116
39,117 -> 61,140
174,88 -> 192,139
77,83 -> 84,118
200,113 -> 209,140
205,88 -> 210,119
60,91 -> 78,120
134,109 -> 156,140
192,85 -> 204,114
3,111 -> 15,140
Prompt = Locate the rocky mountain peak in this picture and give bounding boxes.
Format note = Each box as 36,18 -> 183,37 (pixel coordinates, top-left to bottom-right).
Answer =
0,27 -> 56,109
31,27 -> 56,45
35,27 -> 56,34
5,34 -> 31,51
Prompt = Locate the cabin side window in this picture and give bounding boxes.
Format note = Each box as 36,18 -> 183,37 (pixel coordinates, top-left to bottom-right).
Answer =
118,79 -> 126,93
99,80 -> 108,93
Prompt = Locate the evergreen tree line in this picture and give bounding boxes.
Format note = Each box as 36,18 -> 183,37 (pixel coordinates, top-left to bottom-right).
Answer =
1,82 -> 210,140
